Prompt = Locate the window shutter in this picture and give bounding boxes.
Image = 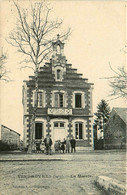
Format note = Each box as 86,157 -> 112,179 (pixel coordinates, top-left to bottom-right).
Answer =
54,94 -> 58,107
38,93 -> 43,107
22,86 -> 24,105
64,92 -> 67,107
33,91 -> 36,107
42,92 -> 44,107
38,93 -> 40,107
79,123 -> 82,139
59,94 -> 63,107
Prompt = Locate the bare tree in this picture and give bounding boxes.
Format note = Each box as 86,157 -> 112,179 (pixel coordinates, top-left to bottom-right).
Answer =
102,63 -> 127,101
8,1 -> 71,153
101,42 -> 127,101
108,65 -> 127,99
0,51 -> 9,81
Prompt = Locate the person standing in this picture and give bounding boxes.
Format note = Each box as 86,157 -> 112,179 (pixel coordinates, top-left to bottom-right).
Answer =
44,134 -> 52,155
70,136 -> 76,152
65,136 -> 71,153
40,136 -> 45,153
60,139 -> 65,153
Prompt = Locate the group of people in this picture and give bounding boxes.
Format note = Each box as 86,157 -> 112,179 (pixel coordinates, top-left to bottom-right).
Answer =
54,136 -> 76,154
36,134 -> 76,155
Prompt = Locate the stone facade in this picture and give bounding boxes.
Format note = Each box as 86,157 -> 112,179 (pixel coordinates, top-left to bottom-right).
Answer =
0,125 -> 20,148
22,38 -> 94,151
104,108 -> 126,149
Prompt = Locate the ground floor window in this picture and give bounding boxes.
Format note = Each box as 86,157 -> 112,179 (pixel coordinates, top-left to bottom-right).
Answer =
35,123 -> 43,139
75,123 -> 83,139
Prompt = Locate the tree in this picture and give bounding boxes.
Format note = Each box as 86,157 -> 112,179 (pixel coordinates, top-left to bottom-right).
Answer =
94,99 -> 111,140
105,65 -> 127,100
0,51 -> 9,81
8,1 -> 71,153
103,43 -> 127,100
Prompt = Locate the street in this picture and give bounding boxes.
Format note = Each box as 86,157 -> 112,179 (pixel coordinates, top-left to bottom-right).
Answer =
0,150 -> 126,195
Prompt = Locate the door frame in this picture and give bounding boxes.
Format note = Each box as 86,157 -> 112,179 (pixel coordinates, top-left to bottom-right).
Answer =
34,118 -> 46,139
51,118 -> 68,144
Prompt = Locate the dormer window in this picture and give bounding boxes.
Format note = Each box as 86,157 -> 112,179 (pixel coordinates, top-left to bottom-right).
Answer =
55,68 -> 63,81
57,69 -> 61,80
56,45 -> 61,54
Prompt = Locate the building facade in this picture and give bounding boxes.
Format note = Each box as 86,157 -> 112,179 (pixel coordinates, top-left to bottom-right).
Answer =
0,125 -> 20,149
22,38 -> 94,151
104,107 -> 126,149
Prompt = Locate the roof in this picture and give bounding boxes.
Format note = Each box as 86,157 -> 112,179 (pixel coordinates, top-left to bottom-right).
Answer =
1,125 -> 21,136
113,107 -> 127,124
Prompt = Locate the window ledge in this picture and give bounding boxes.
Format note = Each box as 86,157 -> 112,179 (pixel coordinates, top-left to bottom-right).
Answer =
76,139 -> 85,141
36,106 -> 45,108
73,108 -> 84,109
56,80 -> 63,82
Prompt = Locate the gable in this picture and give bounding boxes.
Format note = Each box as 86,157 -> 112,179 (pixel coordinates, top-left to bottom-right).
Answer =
113,107 -> 127,124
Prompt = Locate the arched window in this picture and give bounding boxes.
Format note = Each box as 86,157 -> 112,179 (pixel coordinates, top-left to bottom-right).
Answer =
56,45 -> 61,54
57,69 -> 61,80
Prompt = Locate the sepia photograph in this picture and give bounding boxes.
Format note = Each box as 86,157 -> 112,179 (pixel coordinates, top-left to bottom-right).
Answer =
0,0 -> 126,194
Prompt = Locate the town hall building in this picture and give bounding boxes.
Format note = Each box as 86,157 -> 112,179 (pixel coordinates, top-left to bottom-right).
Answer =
22,37 -> 94,151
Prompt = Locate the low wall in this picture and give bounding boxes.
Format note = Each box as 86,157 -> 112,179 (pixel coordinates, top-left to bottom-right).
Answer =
95,176 -> 126,195
104,139 -> 126,149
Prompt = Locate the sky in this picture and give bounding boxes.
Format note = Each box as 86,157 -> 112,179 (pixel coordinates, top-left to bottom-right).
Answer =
0,0 -> 126,139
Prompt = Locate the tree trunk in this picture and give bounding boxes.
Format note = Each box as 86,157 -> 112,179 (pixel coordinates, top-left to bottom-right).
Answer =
27,68 -> 38,153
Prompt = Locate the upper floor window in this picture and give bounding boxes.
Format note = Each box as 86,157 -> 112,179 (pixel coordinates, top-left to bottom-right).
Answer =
38,92 -> 43,107
54,93 -> 64,107
75,93 -> 82,108
52,90 -> 67,108
73,91 -> 85,109
33,90 -> 45,108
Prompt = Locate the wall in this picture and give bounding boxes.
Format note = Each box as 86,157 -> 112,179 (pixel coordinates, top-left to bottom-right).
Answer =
23,58 -> 94,150
104,110 -> 126,149
1,125 -> 20,148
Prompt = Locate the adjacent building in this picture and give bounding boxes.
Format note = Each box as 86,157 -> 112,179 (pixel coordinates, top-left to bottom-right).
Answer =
0,125 -> 20,149
22,37 -> 94,151
104,107 -> 126,149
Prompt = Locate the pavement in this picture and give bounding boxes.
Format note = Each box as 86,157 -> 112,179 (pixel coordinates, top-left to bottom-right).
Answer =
0,149 -> 125,161
0,149 -> 126,195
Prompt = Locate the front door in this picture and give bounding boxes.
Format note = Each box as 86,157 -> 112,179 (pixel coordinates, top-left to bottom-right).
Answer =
35,123 -> 43,139
53,122 -> 66,142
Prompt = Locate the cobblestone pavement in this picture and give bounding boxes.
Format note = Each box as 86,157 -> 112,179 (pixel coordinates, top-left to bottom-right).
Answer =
0,150 -> 126,195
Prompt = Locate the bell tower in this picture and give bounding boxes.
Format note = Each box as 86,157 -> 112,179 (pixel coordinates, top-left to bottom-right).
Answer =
52,34 -> 64,56
51,35 -> 66,81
